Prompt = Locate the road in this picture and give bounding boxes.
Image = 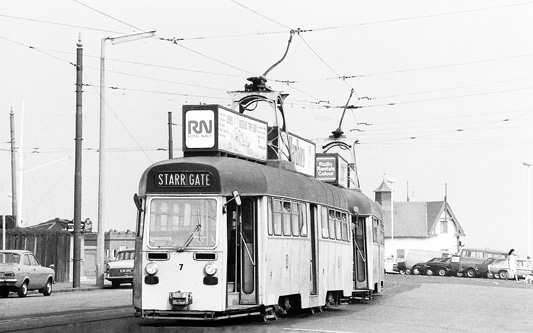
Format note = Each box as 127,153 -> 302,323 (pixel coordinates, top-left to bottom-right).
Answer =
1,274 -> 533,332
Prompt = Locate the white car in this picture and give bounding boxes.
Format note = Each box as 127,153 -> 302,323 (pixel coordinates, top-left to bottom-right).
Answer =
0,250 -> 55,298
105,249 -> 135,288
384,257 -> 403,274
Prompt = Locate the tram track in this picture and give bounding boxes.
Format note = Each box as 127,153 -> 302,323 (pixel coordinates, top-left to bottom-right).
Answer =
0,306 -> 132,332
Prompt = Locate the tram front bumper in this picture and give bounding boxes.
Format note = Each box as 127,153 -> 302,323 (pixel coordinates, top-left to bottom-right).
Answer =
169,291 -> 193,306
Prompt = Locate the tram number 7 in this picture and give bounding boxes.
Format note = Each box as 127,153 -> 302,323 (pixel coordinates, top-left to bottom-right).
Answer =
179,264 -> 183,270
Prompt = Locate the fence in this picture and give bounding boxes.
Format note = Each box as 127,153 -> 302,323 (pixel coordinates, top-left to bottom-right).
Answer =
0,229 -> 71,282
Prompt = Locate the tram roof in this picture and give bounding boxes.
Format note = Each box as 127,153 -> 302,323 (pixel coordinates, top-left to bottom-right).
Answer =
139,156 -> 379,215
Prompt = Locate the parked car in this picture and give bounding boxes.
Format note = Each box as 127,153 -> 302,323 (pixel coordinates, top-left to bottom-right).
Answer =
412,257 -> 450,275
401,249 -> 448,275
451,247 -> 507,278
384,257 -> 403,274
488,258 -> 533,280
105,249 -> 135,288
0,250 -> 55,298
397,261 -> 407,274
424,257 -> 453,276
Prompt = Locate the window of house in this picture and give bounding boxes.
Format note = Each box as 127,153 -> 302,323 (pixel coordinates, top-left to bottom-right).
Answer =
440,220 -> 448,234
397,249 -> 405,259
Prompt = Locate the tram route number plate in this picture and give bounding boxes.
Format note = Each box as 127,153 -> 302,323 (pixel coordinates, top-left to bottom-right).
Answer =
169,291 -> 193,306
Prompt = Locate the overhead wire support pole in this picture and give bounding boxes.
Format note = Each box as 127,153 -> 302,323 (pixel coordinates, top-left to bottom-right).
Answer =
97,30 -> 156,287
73,35 -> 83,289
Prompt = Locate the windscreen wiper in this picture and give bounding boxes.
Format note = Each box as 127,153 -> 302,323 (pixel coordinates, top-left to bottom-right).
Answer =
177,210 -> 202,252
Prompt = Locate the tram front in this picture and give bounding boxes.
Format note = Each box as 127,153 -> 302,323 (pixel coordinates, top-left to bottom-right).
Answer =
133,159 -> 245,320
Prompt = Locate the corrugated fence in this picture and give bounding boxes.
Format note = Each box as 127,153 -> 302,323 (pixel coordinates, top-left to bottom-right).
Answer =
1,230 -> 71,282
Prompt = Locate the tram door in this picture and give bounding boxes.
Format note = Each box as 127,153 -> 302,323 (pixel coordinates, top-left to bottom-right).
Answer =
226,197 -> 257,305
309,204 -> 318,295
239,198 -> 257,304
352,216 -> 368,289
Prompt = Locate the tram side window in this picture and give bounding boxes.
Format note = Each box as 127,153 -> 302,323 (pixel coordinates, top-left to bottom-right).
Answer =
267,198 -> 273,236
321,207 -> 329,238
341,213 -> 348,241
291,202 -> 300,237
372,219 -> 378,244
272,199 -> 282,236
335,211 -> 342,240
328,210 -> 336,240
282,201 -> 292,236
300,203 -> 308,237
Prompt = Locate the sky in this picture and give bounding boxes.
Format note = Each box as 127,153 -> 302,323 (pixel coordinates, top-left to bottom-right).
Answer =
0,1 -> 532,256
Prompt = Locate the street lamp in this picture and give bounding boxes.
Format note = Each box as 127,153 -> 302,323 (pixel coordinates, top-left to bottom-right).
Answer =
524,161 -> 533,259
387,178 -> 397,257
97,30 -> 156,286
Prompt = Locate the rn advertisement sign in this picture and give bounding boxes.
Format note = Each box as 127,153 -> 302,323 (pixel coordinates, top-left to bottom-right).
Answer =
315,153 -> 349,188
183,105 -> 268,161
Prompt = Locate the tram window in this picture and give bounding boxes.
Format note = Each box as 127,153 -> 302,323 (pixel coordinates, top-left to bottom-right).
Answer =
148,198 -> 217,248
282,201 -> 291,236
273,199 -> 282,236
321,207 -> 329,238
267,198 -> 273,236
372,218 -> 378,244
291,202 -> 300,237
341,213 -> 348,241
300,203 -> 308,237
335,212 -> 342,240
327,210 -> 334,240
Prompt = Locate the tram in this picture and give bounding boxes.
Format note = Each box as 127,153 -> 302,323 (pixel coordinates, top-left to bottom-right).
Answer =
132,79 -> 384,321
133,155 -> 383,320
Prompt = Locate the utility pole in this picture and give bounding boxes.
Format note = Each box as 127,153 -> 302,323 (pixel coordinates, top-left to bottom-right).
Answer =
168,111 -> 173,159
73,35 -> 83,288
10,108 -> 17,219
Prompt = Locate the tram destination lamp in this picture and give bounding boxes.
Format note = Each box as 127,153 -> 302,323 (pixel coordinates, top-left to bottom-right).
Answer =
96,30 -> 156,286
524,160 -> 533,259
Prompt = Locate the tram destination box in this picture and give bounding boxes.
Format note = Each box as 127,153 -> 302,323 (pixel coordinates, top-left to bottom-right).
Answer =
182,104 -> 268,161
315,153 -> 349,188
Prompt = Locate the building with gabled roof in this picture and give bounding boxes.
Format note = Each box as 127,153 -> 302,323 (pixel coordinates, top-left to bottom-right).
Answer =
374,180 -> 466,259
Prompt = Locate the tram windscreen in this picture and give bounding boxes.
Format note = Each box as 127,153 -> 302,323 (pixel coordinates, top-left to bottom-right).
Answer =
147,198 -> 217,249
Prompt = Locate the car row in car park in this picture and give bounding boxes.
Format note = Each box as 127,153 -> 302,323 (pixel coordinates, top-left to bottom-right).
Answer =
394,255 -> 533,281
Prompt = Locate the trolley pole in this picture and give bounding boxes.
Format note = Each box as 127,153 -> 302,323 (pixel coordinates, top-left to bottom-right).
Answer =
73,35 -> 83,288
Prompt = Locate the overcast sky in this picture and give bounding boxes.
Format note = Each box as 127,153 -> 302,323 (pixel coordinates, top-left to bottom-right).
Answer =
1,1 -> 532,256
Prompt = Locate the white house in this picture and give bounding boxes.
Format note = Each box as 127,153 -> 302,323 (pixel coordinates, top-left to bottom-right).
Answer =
374,180 -> 465,259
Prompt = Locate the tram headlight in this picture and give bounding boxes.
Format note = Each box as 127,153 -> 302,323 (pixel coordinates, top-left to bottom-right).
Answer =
204,263 -> 218,276
145,262 -> 159,275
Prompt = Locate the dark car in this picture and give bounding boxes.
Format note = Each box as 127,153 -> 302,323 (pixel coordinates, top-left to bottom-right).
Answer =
460,257 -> 500,278
412,257 -> 447,275
424,257 -> 453,276
397,261 -> 407,274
